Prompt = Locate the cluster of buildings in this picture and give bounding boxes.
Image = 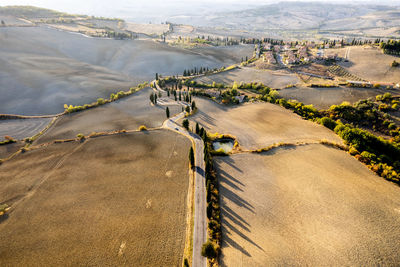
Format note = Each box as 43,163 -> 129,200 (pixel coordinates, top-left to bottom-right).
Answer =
262,51 -> 276,64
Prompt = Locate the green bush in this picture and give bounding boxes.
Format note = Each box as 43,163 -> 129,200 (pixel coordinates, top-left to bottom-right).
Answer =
320,117 -> 337,130
201,241 -> 218,259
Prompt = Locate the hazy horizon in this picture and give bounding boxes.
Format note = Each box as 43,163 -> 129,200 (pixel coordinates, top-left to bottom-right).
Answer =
1,0 -> 399,23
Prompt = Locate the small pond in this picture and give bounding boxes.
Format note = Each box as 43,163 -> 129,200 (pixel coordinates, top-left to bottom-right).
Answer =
212,138 -> 234,153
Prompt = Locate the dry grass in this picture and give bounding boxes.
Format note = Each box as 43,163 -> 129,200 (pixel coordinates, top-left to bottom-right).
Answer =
34,88 -> 181,145
194,67 -> 299,89
0,130 -> 191,266
215,144 -> 400,266
328,46 -> 400,83
189,97 -> 342,150
124,23 -> 169,36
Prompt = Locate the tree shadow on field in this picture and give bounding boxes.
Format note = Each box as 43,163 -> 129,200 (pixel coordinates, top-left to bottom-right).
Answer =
195,110 -> 216,126
219,156 -> 243,173
0,214 -> 9,224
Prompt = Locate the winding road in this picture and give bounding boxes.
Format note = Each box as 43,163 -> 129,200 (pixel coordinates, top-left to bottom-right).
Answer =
154,80 -> 207,267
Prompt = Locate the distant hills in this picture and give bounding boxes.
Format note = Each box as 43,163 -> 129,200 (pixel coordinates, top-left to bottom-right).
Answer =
168,2 -> 400,38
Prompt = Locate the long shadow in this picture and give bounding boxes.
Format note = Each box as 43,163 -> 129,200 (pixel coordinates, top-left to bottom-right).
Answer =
195,166 -> 204,178
216,167 -> 244,188
219,183 -> 254,213
221,205 -> 250,232
220,230 -> 251,258
0,214 -> 9,224
221,205 -> 250,228
223,219 -> 264,252
195,110 -> 216,126
218,156 -> 243,173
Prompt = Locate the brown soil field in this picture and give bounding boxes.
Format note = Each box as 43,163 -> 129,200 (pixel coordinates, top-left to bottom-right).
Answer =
0,141 -> 23,159
278,86 -> 391,109
215,144 -> 400,266
326,46 -> 400,83
0,118 -> 52,141
189,97 -> 341,150
0,130 -> 191,266
194,67 -> 299,89
34,87 -> 181,144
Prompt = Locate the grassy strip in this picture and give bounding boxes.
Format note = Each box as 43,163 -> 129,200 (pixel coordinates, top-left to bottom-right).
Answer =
25,116 -> 58,146
64,82 -> 148,114
0,138 -> 16,146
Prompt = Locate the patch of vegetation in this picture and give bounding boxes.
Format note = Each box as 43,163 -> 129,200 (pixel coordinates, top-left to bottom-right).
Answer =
0,204 -> 10,216
381,40 -> 400,56
0,136 -> 17,146
201,129 -> 221,266
138,125 -> 147,131
64,82 -> 148,114
182,119 -> 189,130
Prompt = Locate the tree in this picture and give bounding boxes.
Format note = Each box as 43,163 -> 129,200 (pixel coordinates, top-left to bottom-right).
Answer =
167,90 -> 170,97
166,107 -> 170,118
185,106 -> 191,113
155,73 -> 159,80
392,60 -> 399,67
192,101 -> 196,110
179,91 -> 182,101
182,119 -> 189,130
158,91 -> 162,98
154,94 -> 158,104
1,20 -> 5,26
201,241 -> 218,259
196,122 -> 200,134
189,146 -> 195,168
150,93 -> 154,104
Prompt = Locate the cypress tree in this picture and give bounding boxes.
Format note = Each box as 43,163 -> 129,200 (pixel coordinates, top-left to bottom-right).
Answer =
189,146 -> 195,168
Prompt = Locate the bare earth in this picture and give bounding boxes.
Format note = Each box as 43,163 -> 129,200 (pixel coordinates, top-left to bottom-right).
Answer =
189,97 -> 342,150
0,118 -> 52,141
215,144 -> 400,266
124,22 -> 169,36
194,67 -> 299,89
326,46 -> 400,83
0,130 -> 191,266
34,87 -> 181,144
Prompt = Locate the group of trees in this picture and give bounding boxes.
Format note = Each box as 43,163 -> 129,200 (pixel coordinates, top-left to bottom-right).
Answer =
183,67 -> 212,77
149,92 -> 160,104
103,30 -> 135,40
201,128 -> 221,261
381,40 -> 400,55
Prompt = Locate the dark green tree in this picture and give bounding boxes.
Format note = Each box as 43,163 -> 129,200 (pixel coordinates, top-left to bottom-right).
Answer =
166,107 -> 170,118
185,106 -> 191,113
150,93 -> 154,104
155,73 -> 159,80
189,146 -> 195,168
192,101 -> 196,110
196,122 -> 200,134
182,119 -> 189,130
